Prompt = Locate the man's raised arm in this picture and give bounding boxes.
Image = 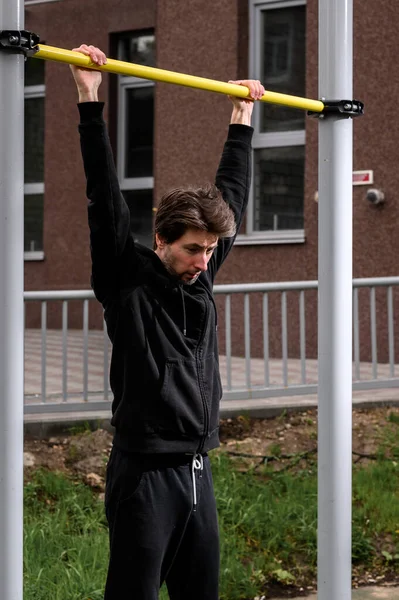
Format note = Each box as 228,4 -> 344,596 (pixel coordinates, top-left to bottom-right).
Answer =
212,79 -> 265,272
70,45 -> 138,303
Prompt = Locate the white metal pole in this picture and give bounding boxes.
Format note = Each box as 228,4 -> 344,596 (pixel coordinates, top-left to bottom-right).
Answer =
0,1 -> 25,599
318,0 -> 353,599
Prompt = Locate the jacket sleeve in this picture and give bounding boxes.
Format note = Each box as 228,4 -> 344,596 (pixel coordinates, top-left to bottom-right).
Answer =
78,102 -> 140,304
209,123 -> 254,278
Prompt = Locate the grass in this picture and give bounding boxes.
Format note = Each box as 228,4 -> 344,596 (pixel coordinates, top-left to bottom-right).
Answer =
24,417 -> 399,600
24,471 -> 108,600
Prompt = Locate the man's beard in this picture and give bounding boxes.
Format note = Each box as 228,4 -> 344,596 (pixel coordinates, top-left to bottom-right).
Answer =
162,252 -> 199,285
183,273 -> 200,285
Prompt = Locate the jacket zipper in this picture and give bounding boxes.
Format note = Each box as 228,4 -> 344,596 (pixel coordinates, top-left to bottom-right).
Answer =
195,296 -> 209,454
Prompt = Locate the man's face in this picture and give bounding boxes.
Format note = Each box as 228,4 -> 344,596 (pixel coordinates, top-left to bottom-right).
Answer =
155,228 -> 218,285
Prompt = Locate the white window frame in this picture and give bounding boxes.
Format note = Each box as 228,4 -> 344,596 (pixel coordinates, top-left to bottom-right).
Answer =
24,82 -> 45,260
237,0 -> 306,246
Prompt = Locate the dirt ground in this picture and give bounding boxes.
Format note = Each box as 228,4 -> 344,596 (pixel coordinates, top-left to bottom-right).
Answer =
24,406 -> 399,486
23,406 -> 399,596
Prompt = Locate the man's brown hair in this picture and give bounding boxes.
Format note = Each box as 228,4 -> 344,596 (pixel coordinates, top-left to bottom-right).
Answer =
154,184 -> 236,248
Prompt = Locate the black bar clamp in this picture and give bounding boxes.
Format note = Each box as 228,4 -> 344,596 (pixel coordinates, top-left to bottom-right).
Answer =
309,99 -> 364,118
0,30 -> 40,56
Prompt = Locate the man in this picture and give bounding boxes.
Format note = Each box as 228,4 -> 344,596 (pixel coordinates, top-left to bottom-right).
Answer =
70,44 -> 264,600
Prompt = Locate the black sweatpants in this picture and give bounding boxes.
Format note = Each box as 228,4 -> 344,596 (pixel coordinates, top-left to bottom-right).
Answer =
104,447 -> 220,600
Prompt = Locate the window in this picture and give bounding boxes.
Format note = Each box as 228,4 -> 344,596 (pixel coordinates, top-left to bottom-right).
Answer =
116,32 -> 155,248
240,0 -> 306,245
24,57 -> 45,259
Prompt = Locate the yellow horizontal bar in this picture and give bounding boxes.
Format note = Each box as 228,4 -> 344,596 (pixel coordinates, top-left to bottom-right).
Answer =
33,44 -> 324,113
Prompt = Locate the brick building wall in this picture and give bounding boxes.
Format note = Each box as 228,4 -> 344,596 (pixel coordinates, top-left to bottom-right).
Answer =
24,0 -> 399,362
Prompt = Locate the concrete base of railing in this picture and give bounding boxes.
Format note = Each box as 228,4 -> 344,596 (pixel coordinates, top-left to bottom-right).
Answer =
23,387 -> 399,438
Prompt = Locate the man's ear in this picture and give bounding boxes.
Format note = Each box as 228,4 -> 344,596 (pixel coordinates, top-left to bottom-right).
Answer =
155,233 -> 165,249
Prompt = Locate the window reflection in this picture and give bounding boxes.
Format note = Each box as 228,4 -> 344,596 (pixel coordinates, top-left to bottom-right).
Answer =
260,6 -> 306,133
123,189 -> 154,248
125,86 -> 154,179
119,33 -> 155,69
254,146 -> 305,231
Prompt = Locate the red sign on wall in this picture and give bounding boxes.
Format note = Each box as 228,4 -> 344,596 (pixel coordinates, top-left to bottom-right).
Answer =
352,170 -> 373,185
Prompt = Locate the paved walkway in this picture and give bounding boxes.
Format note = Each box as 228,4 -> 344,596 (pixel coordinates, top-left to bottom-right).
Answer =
23,329 -> 399,423
283,585 -> 398,599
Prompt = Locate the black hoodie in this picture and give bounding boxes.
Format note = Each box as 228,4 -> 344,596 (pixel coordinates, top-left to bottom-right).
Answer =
78,102 -> 253,454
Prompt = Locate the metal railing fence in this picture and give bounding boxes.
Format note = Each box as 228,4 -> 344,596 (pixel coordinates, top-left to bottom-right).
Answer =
23,277 -> 399,415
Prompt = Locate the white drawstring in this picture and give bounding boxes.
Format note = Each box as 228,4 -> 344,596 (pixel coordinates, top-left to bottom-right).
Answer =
191,453 -> 204,511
